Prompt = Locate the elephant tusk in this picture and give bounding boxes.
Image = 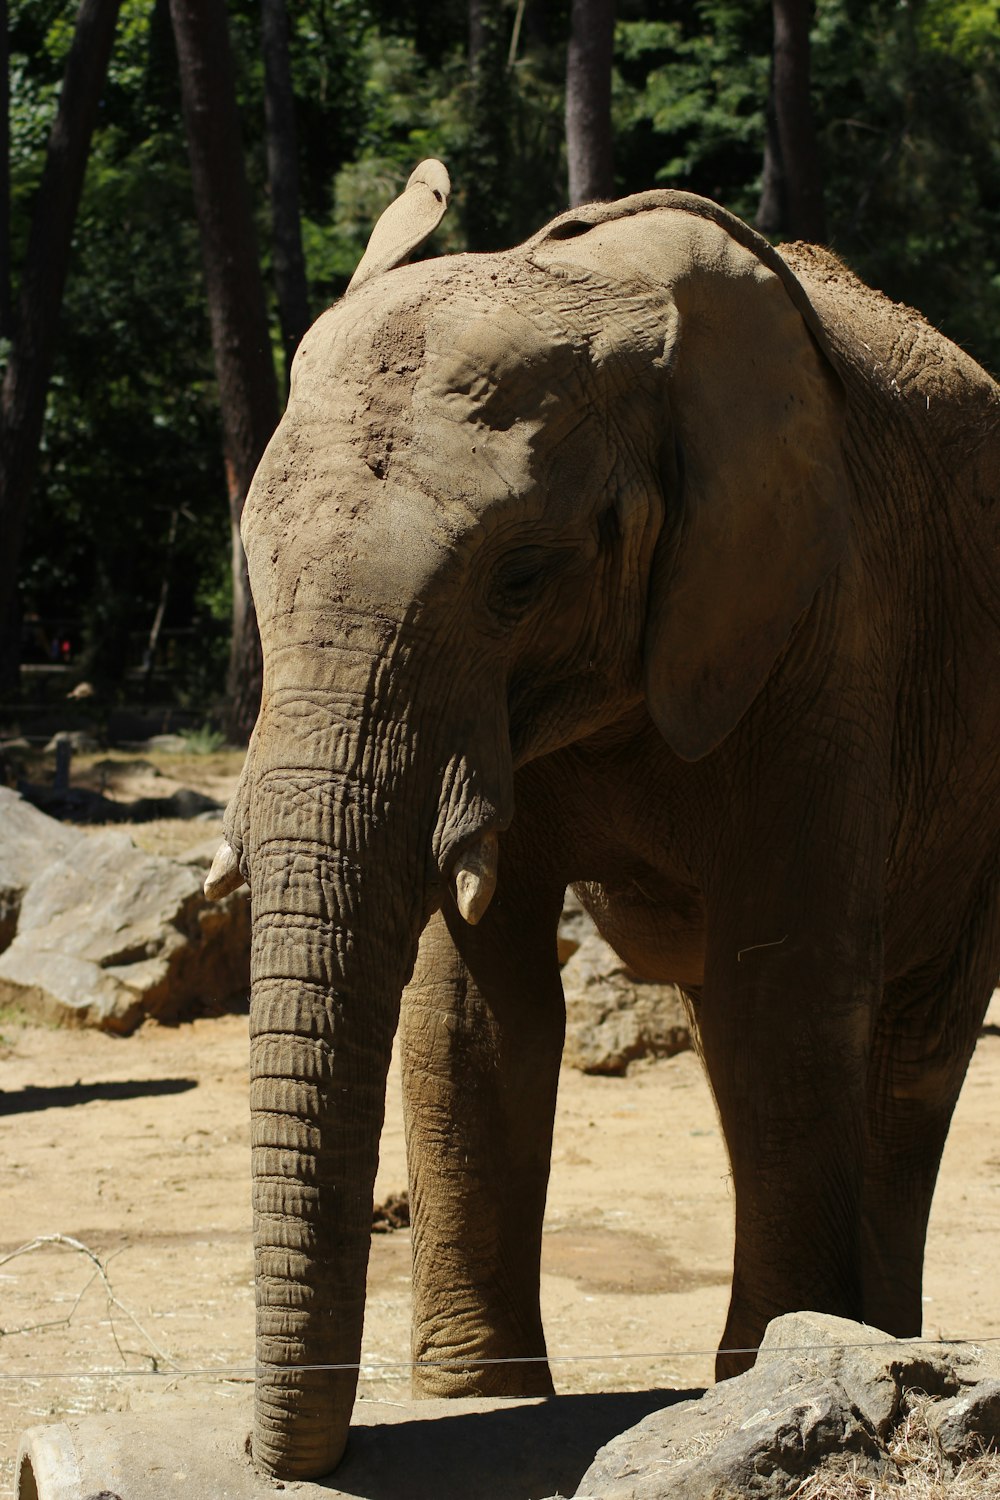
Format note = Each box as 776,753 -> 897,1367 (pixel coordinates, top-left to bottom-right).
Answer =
452,830 -> 498,926
204,840 -> 247,901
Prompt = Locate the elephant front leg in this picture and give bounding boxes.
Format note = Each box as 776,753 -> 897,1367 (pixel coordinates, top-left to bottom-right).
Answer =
400,860 -> 566,1398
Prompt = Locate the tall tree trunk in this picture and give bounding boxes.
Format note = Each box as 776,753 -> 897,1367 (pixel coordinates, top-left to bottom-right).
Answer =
0,0 -> 121,697
169,0 -> 280,743
756,96 -> 784,237
565,0 -> 615,207
465,0 -> 509,251
261,0 -> 310,394
756,0 -> 826,242
0,0 -> 11,342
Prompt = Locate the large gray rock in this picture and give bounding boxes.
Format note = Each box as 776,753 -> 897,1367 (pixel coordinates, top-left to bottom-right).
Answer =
572,1312 -> 1000,1500
562,932 -> 692,1074
0,787 -> 85,952
559,889 -> 599,964
927,1379 -> 1000,1460
0,796 -> 249,1032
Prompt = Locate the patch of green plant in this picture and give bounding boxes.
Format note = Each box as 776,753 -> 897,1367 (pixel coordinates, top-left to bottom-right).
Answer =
178,723 -> 227,755
0,1000 -> 34,1037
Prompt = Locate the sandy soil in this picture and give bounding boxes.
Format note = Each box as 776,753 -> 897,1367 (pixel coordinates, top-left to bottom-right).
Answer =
2,1000 -> 999,1493
0,753 -> 998,1492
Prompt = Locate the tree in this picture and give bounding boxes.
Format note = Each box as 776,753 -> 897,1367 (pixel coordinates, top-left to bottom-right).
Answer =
465,0 -> 510,249
565,0 -> 615,206
0,0 -> 11,341
0,0 -> 122,696
169,0 -> 280,742
262,0 -> 310,392
756,0 -> 826,241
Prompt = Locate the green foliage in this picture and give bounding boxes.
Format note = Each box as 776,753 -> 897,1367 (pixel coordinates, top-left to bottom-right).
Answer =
613,4 -> 771,216
178,722 -> 227,754
813,0 -> 1000,374
14,0 -> 229,698
8,0 -> 1000,718
610,0 -> 1000,374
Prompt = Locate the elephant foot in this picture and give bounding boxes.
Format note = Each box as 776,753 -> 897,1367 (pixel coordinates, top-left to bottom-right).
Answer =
252,1379 -> 352,1482
412,1350 -> 555,1401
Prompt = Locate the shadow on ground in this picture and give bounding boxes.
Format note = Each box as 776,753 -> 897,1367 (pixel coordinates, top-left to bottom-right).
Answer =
322,1388 -> 700,1499
0,1077 -> 197,1116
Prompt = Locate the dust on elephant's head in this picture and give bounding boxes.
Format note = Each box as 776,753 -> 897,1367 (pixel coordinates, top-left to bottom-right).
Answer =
248,190 -> 848,770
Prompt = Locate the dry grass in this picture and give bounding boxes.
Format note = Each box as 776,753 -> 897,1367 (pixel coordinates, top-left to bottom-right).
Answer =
790,1393 -> 1000,1499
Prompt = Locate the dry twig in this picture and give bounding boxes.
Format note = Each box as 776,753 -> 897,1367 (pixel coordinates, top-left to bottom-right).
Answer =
0,1233 -> 176,1370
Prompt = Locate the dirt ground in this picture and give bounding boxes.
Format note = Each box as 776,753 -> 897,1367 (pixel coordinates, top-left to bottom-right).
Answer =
1,752 -> 999,1494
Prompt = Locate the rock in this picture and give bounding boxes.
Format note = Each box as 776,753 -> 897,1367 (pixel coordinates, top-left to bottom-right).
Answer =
927,1379 -> 1000,1459
559,889 -> 599,964
140,733 -> 190,753
181,832 -> 233,870
43,729 -> 100,753
0,787 -> 84,952
570,1312 -> 998,1500
562,932 -> 692,1074
89,756 -> 161,780
0,812 -> 249,1032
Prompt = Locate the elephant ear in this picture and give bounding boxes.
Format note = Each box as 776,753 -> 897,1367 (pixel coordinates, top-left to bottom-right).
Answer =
347,159 -> 451,291
644,243 -> 848,760
529,198 -> 848,761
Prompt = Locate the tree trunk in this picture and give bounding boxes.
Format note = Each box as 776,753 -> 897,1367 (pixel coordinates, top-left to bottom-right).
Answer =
756,0 -> 826,242
0,0 -> 121,696
465,0 -> 509,251
169,0 -> 280,743
565,0 -> 615,207
0,0 -> 11,342
261,0 -> 310,393
756,95 -> 784,238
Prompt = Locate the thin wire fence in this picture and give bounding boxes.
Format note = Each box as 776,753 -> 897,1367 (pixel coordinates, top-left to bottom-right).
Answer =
3,1232 -> 998,1387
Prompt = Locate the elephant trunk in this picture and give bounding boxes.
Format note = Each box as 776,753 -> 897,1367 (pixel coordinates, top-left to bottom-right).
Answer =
246,704 -> 430,1479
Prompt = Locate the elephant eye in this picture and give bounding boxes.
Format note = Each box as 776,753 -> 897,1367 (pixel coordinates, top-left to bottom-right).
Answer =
488,545 -> 567,624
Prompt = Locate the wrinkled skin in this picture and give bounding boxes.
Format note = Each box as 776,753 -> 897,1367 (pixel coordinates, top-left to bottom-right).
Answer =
222,186 -> 1000,1479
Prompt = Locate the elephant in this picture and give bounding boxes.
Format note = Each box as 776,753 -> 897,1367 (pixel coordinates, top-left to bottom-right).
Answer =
205,160 -> 1000,1479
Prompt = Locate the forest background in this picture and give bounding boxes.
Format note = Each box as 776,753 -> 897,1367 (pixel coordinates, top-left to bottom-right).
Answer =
1,0 -> 998,742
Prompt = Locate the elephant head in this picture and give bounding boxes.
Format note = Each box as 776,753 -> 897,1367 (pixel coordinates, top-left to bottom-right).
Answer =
207,164 -> 847,1479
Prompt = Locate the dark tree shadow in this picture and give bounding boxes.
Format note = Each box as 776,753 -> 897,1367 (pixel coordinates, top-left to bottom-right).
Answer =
321,1388 -> 702,1499
17,779 -> 223,824
0,1076 -> 198,1116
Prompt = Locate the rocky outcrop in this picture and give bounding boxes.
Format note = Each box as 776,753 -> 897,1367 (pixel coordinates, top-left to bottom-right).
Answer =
0,788 -> 84,952
569,1311 -> 1000,1499
0,787 -> 248,1032
562,931 -> 693,1074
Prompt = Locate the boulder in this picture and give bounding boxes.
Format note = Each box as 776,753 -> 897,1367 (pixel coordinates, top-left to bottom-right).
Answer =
559,889 -> 599,964
43,728 -> 100,753
0,787 -> 84,952
0,790 -> 249,1032
927,1379 -> 1000,1460
140,733 -> 190,753
570,1312 -> 1000,1500
562,932 -> 692,1074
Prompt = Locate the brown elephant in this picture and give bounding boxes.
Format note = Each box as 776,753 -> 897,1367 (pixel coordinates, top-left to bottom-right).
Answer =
205,162 -> 1000,1479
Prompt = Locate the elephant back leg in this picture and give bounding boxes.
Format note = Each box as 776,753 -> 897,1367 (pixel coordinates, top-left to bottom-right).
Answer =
400,808 -> 567,1399
694,731 -> 890,1379
862,861 -> 1000,1335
